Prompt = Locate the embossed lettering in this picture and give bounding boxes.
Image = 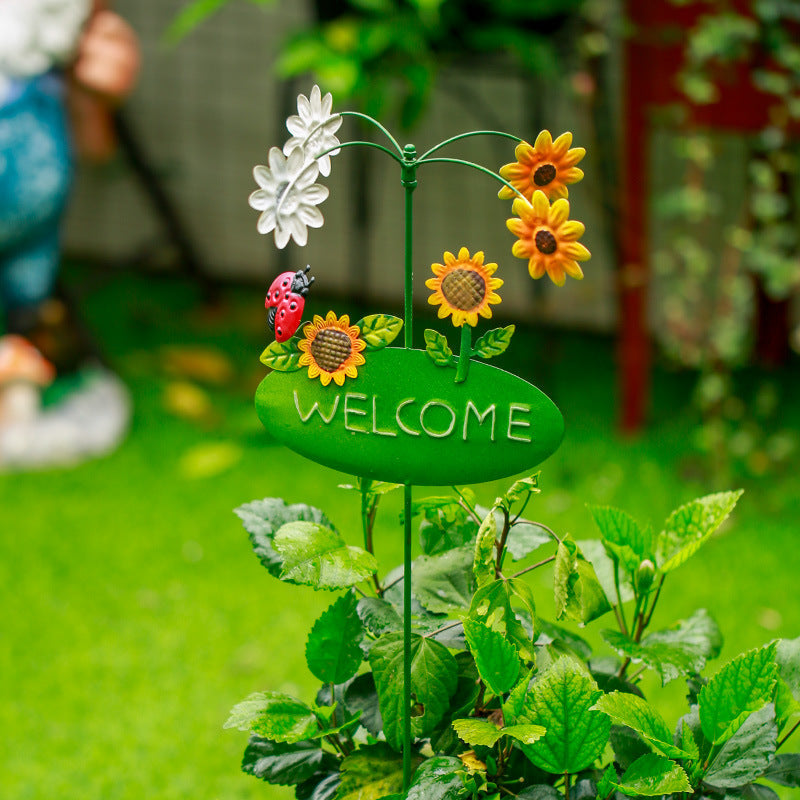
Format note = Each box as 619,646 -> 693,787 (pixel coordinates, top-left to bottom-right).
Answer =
294,390 -> 340,424
396,398 -> 419,437
507,403 -> 531,442
463,400 -> 496,441
420,400 -> 456,438
372,396 -> 397,437
344,393 -> 368,433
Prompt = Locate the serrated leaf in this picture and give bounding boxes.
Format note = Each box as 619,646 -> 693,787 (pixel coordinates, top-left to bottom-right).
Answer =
260,338 -> 303,370
369,632 -> 458,750
356,314 -> 403,350
774,676 -> 800,730
577,538 -> 635,604
554,535 -> 611,624
704,703 -> 777,788
406,756 -> 472,800
337,742 -> 405,800
506,520 -> 552,562
452,718 -> 504,747
225,692 -> 318,743
472,325 -> 515,359
463,619 -> 520,695
517,788 -> 562,800
241,736 -> 333,786
610,725 -> 652,770
538,620 -> 592,659
416,495 -> 478,556
503,723 -> 546,745
656,490 -> 743,572
357,597 -> 402,637
469,578 -> 536,663
274,521 -> 377,590
473,507 -> 497,588
234,498 -> 332,579
343,672 -> 383,737
297,771 -> 340,800
776,636 -> 800,702
602,608 -> 723,685
517,658 -> 610,774
594,692 -> 692,759
413,545 -> 475,614
589,505 -> 653,572
612,753 -> 692,796
501,472 -> 540,505
762,753 -> 800,787
425,329 -> 455,367
306,590 -> 364,684
503,670 -> 533,724
699,643 -> 778,744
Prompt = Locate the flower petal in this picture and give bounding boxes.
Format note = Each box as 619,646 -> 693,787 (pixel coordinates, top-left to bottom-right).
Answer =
546,263 -> 566,286
550,198 -> 570,227
552,132 -> 573,158
532,190 -> 550,219
563,241 -> 591,261
534,130 -> 552,153
559,220 -> 585,241
562,259 -> 585,279
256,209 -> 276,235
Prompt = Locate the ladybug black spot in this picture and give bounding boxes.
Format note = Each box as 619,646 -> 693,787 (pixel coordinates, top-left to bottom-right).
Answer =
280,309 -> 285,317
290,302 -> 297,310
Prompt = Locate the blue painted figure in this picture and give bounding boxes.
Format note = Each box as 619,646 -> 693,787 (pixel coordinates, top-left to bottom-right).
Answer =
0,0 -> 139,339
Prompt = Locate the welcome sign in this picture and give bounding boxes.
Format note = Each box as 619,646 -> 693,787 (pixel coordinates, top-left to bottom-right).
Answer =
256,345 -> 563,485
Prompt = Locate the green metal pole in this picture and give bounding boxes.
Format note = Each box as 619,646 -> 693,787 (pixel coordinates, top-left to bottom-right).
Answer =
400,143 -> 417,796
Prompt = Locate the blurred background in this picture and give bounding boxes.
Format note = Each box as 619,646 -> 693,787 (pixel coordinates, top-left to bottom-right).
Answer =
2,0 -> 799,797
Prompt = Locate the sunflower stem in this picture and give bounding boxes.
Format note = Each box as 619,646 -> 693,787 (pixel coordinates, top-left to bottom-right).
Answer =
455,324 -> 472,383
418,130 -> 522,161
340,110 -> 403,155
416,156 -> 529,203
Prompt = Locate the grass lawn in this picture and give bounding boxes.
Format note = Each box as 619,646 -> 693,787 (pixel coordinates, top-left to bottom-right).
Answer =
1,263 -> 798,799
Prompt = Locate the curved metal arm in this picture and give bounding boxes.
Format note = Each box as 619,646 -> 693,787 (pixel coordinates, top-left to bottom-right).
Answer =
340,110 -> 404,155
314,140 -> 404,164
417,156 -> 529,203
418,130 -> 522,161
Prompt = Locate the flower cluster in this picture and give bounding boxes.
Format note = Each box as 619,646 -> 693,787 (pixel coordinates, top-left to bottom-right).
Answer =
500,130 -> 591,286
249,85 -> 341,249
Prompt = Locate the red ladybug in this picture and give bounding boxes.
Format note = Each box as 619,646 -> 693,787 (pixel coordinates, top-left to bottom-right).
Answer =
265,265 -> 314,342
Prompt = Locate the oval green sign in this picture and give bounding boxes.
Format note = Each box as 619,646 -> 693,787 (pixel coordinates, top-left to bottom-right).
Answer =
255,347 -> 563,485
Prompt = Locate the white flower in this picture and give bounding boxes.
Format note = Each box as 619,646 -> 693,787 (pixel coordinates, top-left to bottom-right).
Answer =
283,85 -> 342,178
249,146 -> 329,249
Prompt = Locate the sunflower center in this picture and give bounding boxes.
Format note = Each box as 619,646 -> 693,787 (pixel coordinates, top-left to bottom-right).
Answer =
310,328 -> 353,372
533,163 -> 556,187
441,268 -> 486,310
535,229 -> 558,255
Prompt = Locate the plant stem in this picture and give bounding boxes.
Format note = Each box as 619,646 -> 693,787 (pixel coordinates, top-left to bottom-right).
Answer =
361,480 -> 384,597
423,619 -> 463,639
452,486 -> 481,524
509,554 -> 556,579
511,491 -> 533,525
564,771 -> 571,800
642,575 -> 666,629
778,717 -> 800,750
418,129 -> 522,160
455,323 -> 472,383
613,561 -> 629,635
495,506 -> 511,576
612,604 -> 629,639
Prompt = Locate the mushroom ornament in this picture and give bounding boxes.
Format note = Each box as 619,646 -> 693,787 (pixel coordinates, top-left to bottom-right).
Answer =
0,335 -> 56,424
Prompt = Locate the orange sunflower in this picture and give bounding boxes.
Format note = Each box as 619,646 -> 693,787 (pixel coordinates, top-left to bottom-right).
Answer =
507,190 -> 590,286
498,130 -> 585,202
426,247 -> 503,327
298,311 -> 366,386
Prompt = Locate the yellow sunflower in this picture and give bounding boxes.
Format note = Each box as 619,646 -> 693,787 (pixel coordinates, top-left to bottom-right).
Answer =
298,311 -> 366,386
498,130 -> 585,202
507,190 -> 590,286
426,247 -> 503,327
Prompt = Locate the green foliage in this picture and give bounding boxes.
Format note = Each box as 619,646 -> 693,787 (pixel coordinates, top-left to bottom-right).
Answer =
228,483 -> 796,799
305,590 -> 364,684
369,631 -> 458,750
273,521 -> 378,590
518,658 -> 611,774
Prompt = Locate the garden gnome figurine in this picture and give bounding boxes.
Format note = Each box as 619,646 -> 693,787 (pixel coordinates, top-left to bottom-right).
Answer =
0,0 -> 138,469
0,0 -> 139,349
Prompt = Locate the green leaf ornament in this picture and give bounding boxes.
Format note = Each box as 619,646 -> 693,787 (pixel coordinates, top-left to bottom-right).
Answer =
472,325 -> 515,359
260,337 -> 303,371
356,314 -> 403,350
424,328 -> 456,367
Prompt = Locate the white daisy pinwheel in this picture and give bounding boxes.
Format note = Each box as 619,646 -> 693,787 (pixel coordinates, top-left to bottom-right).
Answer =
249,146 -> 329,248
283,85 -> 342,177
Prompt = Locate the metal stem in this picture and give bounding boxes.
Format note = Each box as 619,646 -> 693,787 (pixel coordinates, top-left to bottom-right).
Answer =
403,482 -> 413,794
418,129 -> 522,161
416,156 -> 528,202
